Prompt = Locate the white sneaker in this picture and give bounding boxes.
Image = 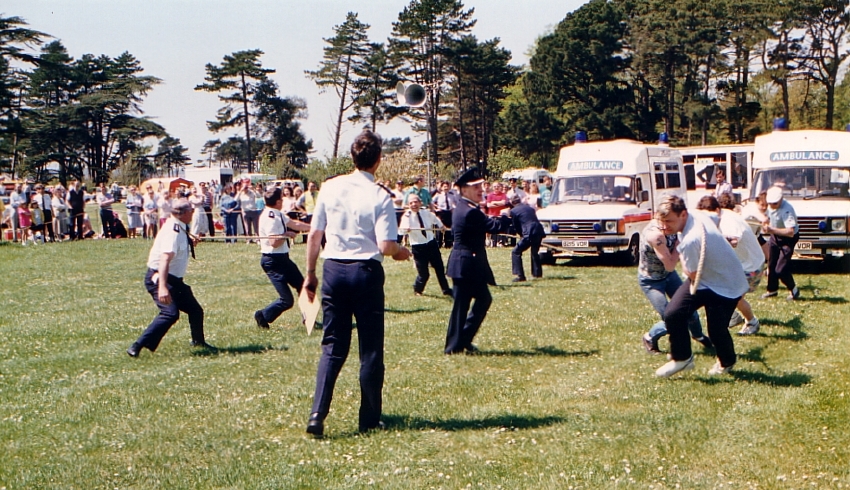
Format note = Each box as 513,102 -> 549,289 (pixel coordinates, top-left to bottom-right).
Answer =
738,318 -> 760,336
707,361 -> 734,375
728,311 -> 745,328
655,355 -> 695,378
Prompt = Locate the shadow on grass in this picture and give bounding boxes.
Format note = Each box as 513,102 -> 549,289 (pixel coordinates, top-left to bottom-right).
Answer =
385,306 -> 433,314
476,346 -> 599,357
191,344 -> 283,356
731,370 -> 812,387
798,295 -> 848,304
759,315 -> 808,341
381,413 -> 566,432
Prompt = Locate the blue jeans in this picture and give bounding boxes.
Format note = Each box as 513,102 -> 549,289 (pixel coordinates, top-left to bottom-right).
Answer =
638,273 -> 704,341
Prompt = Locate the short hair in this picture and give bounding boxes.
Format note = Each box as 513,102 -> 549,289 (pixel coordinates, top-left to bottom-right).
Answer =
715,167 -> 725,177
655,194 -> 687,218
171,198 -> 192,215
407,194 -> 422,204
264,187 -> 282,206
351,130 -> 383,170
509,194 -> 522,206
717,192 -> 736,210
696,195 -> 720,212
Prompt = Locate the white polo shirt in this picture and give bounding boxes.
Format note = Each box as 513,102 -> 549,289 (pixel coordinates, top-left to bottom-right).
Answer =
147,217 -> 191,277
311,170 -> 397,261
719,210 -> 765,273
678,211 -> 748,299
259,207 -> 291,254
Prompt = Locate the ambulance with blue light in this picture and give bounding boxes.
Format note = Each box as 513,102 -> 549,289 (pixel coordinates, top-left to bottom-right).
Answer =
537,134 -> 687,265
747,124 -> 850,260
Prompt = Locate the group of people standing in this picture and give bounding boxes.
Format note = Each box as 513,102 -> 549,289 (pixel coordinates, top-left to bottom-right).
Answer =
2,180 -> 89,243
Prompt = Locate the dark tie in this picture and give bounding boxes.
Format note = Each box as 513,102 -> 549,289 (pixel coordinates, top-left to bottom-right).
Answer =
185,224 -> 195,259
416,211 -> 428,240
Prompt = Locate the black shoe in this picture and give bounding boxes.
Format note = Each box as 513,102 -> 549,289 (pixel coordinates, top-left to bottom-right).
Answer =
641,336 -> 661,355
306,413 -> 324,438
190,341 -> 217,351
464,344 -> 480,355
442,289 -> 453,297
694,335 -> 714,349
127,342 -> 142,357
254,310 -> 270,329
512,277 -> 527,283
359,420 -> 386,434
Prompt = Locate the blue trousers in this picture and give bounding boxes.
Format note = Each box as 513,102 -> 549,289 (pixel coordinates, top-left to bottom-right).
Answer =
258,253 -> 304,325
638,273 -> 704,341
311,259 -> 385,430
411,240 -> 450,294
445,278 -> 492,354
224,213 -> 238,243
137,269 -> 205,351
512,234 -> 544,279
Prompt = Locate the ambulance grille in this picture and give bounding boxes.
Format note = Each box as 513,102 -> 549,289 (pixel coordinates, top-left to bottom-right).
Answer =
551,220 -> 598,235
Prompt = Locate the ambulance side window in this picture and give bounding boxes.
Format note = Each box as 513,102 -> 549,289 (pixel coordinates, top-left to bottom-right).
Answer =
654,162 -> 681,189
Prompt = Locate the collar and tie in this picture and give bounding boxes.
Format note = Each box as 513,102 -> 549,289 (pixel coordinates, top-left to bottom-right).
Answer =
416,210 -> 428,240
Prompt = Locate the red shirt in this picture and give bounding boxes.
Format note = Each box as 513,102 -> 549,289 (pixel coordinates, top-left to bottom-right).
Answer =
485,191 -> 507,217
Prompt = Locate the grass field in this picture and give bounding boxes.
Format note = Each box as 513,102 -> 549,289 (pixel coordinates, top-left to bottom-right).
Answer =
1,235 -> 849,489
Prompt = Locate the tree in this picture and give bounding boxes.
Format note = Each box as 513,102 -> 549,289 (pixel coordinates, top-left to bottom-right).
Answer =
153,136 -> 189,177
195,49 -> 275,172
758,0 -> 808,127
390,0 -> 476,167
306,12 -> 370,158
350,42 -> 405,132
253,79 -> 313,170
800,0 -> 850,129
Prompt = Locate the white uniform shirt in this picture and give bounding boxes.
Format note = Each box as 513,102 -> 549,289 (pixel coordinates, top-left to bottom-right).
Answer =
719,210 -> 765,273
259,207 -> 291,254
35,192 -> 53,211
678,211 -> 748,299
312,170 -> 398,261
507,187 -> 528,204
147,217 -> 191,278
399,208 -> 444,245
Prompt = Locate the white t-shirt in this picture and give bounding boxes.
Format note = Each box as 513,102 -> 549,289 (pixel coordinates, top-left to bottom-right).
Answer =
147,217 -> 191,277
678,211 -> 748,299
259,207 -> 291,254
719,210 -> 765,273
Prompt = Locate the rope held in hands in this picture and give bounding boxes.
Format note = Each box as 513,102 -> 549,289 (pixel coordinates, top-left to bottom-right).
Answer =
689,221 -> 707,295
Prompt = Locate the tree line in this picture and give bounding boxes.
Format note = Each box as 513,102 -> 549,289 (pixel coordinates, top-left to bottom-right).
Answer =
3,0 -> 850,185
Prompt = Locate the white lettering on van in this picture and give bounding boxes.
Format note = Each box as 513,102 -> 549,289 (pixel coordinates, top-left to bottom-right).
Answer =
567,161 -> 624,171
770,151 -> 839,162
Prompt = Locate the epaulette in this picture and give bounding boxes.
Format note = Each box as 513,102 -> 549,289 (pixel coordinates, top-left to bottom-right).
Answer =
376,182 -> 394,196
173,223 -> 182,233
268,210 -> 275,218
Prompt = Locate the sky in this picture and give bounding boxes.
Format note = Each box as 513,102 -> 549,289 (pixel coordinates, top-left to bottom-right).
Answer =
6,0 -> 589,163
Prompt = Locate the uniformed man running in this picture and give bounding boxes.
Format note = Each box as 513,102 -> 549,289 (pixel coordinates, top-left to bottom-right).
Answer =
127,199 -> 214,357
254,187 -> 312,329
303,130 -> 411,438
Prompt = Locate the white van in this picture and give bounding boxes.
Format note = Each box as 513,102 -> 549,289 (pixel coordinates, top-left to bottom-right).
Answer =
748,128 -> 850,259
676,144 -> 754,207
501,168 -> 553,187
537,138 -> 687,264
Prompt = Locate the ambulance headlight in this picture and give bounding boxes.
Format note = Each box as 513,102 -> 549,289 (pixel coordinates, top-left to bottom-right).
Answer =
542,221 -> 552,234
603,220 -> 618,233
831,218 -> 846,232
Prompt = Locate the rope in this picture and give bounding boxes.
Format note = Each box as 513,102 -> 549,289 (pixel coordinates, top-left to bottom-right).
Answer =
690,221 -> 707,295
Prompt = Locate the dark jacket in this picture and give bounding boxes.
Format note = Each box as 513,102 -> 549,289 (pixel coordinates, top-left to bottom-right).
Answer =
447,198 -> 507,284
510,203 -> 545,239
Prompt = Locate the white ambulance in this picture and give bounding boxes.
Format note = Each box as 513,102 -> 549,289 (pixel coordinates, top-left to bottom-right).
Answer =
748,127 -> 850,260
537,137 -> 687,265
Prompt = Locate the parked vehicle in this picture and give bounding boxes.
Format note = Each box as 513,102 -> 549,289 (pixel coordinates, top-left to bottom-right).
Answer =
746,123 -> 850,260
676,143 -> 754,207
537,134 -> 687,265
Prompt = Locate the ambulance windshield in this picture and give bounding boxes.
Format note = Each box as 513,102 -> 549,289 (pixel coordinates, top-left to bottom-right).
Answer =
751,167 -> 850,199
551,176 -> 636,204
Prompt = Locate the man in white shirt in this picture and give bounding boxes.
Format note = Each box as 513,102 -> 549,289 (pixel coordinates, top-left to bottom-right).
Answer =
127,199 -> 214,357
33,185 -> 55,242
302,130 -> 411,437
253,187 -> 311,329
399,194 -> 451,296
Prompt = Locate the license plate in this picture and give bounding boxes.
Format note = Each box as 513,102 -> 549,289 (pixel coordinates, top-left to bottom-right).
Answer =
795,241 -> 812,250
562,240 -> 589,248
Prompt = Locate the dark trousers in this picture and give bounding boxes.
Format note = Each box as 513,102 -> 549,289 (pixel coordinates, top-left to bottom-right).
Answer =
767,233 -> 798,292
42,209 -> 55,241
664,279 -> 739,368
204,207 -> 215,236
512,234 -> 543,279
69,212 -> 84,240
259,253 -> 304,324
437,210 -> 453,248
445,278 -> 492,354
412,240 -> 450,294
224,213 -> 238,243
311,259 -> 385,430
137,269 -> 205,351
243,210 -> 260,236
99,208 -> 114,238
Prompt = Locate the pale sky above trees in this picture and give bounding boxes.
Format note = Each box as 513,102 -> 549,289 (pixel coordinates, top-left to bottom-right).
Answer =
6,0 -> 587,163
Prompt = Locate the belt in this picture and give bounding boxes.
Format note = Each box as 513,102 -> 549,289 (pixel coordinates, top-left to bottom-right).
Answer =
328,258 -> 379,264
262,252 -> 289,257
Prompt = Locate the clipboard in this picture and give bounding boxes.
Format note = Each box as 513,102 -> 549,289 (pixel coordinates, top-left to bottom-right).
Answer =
298,287 -> 321,335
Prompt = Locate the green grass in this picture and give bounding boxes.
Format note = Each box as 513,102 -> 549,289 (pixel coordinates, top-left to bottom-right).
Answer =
1,236 -> 849,489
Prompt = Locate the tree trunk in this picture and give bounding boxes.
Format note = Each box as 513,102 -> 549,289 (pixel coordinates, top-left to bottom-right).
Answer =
241,71 -> 254,173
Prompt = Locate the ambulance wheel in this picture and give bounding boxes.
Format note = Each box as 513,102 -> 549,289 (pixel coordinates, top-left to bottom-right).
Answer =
621,234 -> 640,266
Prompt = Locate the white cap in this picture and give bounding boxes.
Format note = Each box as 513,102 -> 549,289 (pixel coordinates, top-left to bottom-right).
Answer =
766,186 -> 783,204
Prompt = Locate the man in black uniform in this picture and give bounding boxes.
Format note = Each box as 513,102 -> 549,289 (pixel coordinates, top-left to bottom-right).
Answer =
444,168 -> 508,354
508,194 -> 546,282
302,130 -> 411,437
